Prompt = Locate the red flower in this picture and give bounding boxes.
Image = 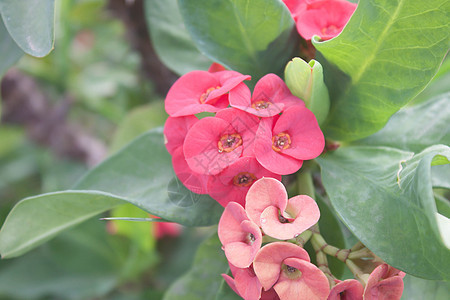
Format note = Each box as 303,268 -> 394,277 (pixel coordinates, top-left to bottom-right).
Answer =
284,0 -> 357,41
183,108 -> 259,175
254,105 -> 324,175
208,157 -> 281,207
230,73 -> 303,117
165,70 -> 250,117
327,279 -> 364,300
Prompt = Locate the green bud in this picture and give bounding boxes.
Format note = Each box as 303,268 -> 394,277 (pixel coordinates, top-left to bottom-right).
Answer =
285,57 -> 330,125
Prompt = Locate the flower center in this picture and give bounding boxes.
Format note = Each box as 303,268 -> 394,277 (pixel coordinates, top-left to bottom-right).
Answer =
199,86 -> 221,104
278,213 -> 290,223
233,172 -> 257,187
272,132 -> 291,152
321,24 -> 339,36
282,264 -> 303,279
218,133 -> 242,153
246,233 -> 256,245
251,100 -> 271,110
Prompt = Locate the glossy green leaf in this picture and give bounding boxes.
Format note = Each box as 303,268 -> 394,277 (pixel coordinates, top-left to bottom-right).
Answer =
402,275 -> 450,300
0,0 -> 55,57
0,129 -> 223,258
178,0 -> 297,79
0,17 -> 22,76
317,145 -> 450,280
314,0 -> 450,141
355,93 -> 450,152
144,0 -> 211,75
164,234 -> 229,300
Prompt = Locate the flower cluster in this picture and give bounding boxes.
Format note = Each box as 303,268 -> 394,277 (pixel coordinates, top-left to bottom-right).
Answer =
219,178 -> 326,299
283,0 -> 357,40
218,178 -> 405,300
163,66 -> 324,206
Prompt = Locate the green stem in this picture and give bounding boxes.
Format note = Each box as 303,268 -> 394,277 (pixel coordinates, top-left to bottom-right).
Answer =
297,169 -> 315,198
346,259 -> 368,285
311,232 -> 335,286
291,230 -> 312,246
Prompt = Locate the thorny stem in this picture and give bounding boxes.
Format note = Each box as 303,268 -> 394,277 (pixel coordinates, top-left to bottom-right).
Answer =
291,230 -> 312,246
346,259 -> 368,285
351,241 -> 365,251
311,231 -> 335,287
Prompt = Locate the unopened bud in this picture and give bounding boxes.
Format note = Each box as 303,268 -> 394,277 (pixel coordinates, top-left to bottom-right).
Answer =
285,57 -> 330,125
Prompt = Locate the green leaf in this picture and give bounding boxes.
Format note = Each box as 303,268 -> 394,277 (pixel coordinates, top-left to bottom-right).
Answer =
313,0 -> 450,141
109,102 -> 167,153
317,145 -> 450,280
0,0 -> 55,57
355,93 -> 450,152
164,233 -> 229,300
178,0 -> 297,80
0,17 -> 22,76
144,0 -> 211,75
0,128 -> 223,258
402,275 -> 450,299
0,220 -> 121,300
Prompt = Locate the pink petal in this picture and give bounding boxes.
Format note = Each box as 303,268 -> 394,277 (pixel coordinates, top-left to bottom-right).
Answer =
183,117 -> 243,175
327,279 -> 364,300
260,195 -> 319,240
164,115 -> 198,155
245,178 -> 288,227
274,257 -> 330,300
172,147 -> 209,194
273,105 -> 325,160
216,108 -> 260,157
208,157 -> 281,207
253,242 -> 310,291
260,288 -> 280,300
154,222 -> 183,239
234,266 -> 263,300
218,202 -> 250,245
254,118 -> 304,175
222,274 -> 241,297
224,220 -> 262,268
364,264 -> 405,300
208,62 -> 227,73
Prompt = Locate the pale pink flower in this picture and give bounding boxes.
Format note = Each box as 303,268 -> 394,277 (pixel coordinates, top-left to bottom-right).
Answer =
327,279 -> 364,300
253,242 -> 330,300
218,202 -> 262,268
245,178 -> 320,240
363,264 -> 405,300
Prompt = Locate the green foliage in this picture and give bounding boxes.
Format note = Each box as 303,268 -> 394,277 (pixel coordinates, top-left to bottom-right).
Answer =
355,93 -> 450,152
0,0 -> 55,57
0,129 -> 223,258
318,145 -> 450,280
402,275 -> 450,300
164,234 -> 229,300
314,0 -> 450,141
0,18 -> 22,77
144,0 -> 211,75
178,0 -> 298,80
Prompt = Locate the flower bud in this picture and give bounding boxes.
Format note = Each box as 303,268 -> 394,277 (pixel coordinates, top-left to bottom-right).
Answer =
284,57 -> 330,125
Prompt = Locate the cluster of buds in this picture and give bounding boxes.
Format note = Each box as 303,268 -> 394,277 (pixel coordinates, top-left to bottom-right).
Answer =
219,178 -> 405,300
163,65 -> 324,207
283,0 -> 357,41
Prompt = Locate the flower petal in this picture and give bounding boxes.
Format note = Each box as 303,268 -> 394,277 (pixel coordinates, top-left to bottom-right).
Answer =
164,115 -> 198,155
172,147 -> 209,194
327,279 -> 363,300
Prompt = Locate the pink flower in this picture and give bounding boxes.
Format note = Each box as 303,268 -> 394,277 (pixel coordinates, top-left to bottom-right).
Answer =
254,105 -> 324,175
208,157 -> 281,207
230,73 -> 303,117
284,0 -> 357,41
218,202 -> 262,268
164,115 -> 198,155
152,216 -> 183,239
183,108 -> 259,175
327,279 -> 363,300
245,178 -> 320,240
363,264 -> 405,300
223,264 -> 264,300
171,147 -> 209,194
165,70 -> 250,117
208,62 -> 227,73
253,242 -> 330,300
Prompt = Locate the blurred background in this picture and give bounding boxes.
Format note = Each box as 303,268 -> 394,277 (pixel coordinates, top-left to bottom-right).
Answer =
0,0 -> 214,299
